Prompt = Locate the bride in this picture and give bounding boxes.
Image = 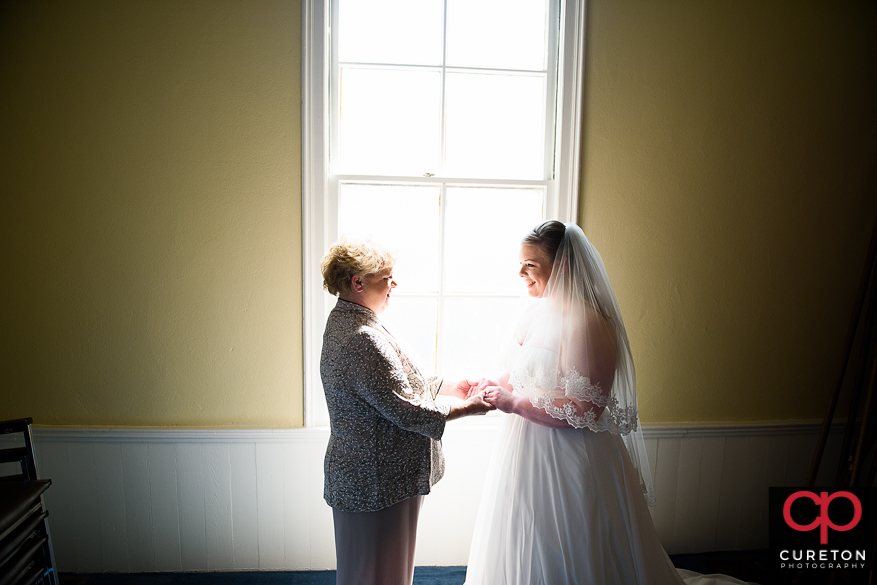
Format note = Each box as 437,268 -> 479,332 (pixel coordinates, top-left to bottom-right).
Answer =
465,221 -> 753,585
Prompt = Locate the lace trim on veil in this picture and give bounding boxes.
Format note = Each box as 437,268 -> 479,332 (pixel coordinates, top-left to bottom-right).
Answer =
514,365 -> 650,501
511,366 -> 639,434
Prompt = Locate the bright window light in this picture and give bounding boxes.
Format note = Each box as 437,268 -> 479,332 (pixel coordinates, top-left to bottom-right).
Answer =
446,0 -> 548,70
303,0 -> 585,422
338,0 -> 444,66
331,0 -> 555,380
444,72 -> 546,180
339,68 -> 442,176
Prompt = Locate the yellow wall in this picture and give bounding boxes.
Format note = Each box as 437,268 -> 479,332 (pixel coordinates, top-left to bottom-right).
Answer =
1,1 -> 304,426
579,1 -> 877,422
1,1 -> 875,426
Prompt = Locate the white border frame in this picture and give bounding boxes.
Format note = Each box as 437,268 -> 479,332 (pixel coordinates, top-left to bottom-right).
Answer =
302,0 -> 587,426
302,0 -> 331,427
553,0 -> 587,221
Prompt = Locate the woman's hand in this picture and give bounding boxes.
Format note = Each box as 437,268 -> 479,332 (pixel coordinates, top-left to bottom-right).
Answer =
440,378 -> 479,400
467,393 -> 494,415
446,393 -> 494,420
467,373 -> 511,397
480,385 -> 519,414
466,383 -> 484,398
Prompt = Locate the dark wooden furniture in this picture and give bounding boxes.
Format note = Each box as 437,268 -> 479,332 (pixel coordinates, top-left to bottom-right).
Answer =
0,418 -> 56,585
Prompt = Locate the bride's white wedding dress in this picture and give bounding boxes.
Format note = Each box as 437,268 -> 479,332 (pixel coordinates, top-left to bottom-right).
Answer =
464,223 -> 755,585
464,340 -> 758,585
465,410 -> 682,584
463,395 -> 756,585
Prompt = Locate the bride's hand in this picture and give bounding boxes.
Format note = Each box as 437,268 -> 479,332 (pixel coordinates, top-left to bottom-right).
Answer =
466,392 -> 494,415
481,385 -> 518,414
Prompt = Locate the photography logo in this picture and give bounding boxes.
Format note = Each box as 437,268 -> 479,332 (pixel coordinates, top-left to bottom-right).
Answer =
770,487 -> 877,572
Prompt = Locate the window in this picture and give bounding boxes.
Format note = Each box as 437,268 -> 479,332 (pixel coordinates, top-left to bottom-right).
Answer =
303,0 -> 585,425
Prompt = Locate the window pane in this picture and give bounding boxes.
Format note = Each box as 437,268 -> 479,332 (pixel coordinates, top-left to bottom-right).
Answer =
338,183 -> 440,293
444,72 -> 546,180
441,297 -> 522,379
446,0 -> 548,70
444,187 -> 544,294
339,68 -> 441,176
339,0 -> 444,66
381,297 -> 438,376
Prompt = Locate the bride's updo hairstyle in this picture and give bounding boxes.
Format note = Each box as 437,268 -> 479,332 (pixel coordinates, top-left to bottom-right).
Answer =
521,220 -> 566,264
321,235 -> 395,296
523,220 -> 607,320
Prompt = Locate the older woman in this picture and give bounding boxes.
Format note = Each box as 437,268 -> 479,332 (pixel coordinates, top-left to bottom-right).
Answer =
320,235 -> 491,585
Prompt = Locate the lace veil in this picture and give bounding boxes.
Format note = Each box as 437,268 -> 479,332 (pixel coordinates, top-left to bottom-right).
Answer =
506,223 -> 656,505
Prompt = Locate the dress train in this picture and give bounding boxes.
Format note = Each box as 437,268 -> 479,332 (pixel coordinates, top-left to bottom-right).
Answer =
464,414 -> 757,585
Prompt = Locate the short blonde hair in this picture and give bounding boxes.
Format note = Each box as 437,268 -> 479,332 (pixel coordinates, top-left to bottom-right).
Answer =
321,235 -> 395,296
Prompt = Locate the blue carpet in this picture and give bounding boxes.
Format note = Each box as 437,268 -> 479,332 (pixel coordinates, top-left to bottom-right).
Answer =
61,553 -> 771,584
71,572 -> 337,585
65,566 -> 467,585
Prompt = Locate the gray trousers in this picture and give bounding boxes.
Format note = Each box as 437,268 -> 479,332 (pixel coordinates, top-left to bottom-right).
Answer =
332,495 -> 424,585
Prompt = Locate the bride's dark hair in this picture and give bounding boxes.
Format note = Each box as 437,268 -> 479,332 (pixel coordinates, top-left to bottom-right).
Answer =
522,220 -> 566,263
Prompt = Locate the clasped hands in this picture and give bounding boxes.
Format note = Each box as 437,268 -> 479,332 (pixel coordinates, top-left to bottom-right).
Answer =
448,378 -> 517,414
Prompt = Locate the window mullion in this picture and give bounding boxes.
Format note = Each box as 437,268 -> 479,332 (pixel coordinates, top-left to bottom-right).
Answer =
544,0 -> 560,182
328,0 -> 340,175
395,292 -> 523,300
334,175 -> 551,187
435,181 -> 448,375
439,0 -> 449,177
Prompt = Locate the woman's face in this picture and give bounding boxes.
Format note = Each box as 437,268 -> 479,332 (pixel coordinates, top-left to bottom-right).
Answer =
519,244 -> 553,298
358,266 -> 396,314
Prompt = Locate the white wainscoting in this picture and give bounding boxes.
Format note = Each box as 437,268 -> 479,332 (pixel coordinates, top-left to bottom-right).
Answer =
1,419 -> 844,573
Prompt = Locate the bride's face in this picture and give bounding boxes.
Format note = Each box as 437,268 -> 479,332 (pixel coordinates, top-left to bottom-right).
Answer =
519,243 -> 553,298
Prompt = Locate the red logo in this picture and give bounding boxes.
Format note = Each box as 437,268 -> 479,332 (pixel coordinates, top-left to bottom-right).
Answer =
783,491 -> 862,545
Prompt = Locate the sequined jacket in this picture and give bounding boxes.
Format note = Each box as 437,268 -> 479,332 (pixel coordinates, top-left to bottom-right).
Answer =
320,299 -> 450,513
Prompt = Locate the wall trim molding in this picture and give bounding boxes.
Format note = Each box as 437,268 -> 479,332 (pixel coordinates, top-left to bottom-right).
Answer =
28,426 -> 331,444
25,419 -> 838,444
642,420 -> 838,439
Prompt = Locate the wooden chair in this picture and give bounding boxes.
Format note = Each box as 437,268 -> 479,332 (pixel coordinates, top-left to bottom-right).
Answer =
0,419 -> 57,585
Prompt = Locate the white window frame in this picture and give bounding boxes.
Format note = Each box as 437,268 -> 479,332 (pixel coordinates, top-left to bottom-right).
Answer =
301,0 -> 586,426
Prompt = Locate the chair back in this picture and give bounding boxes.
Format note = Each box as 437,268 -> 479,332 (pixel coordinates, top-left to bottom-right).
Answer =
0,418 -> 39,483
